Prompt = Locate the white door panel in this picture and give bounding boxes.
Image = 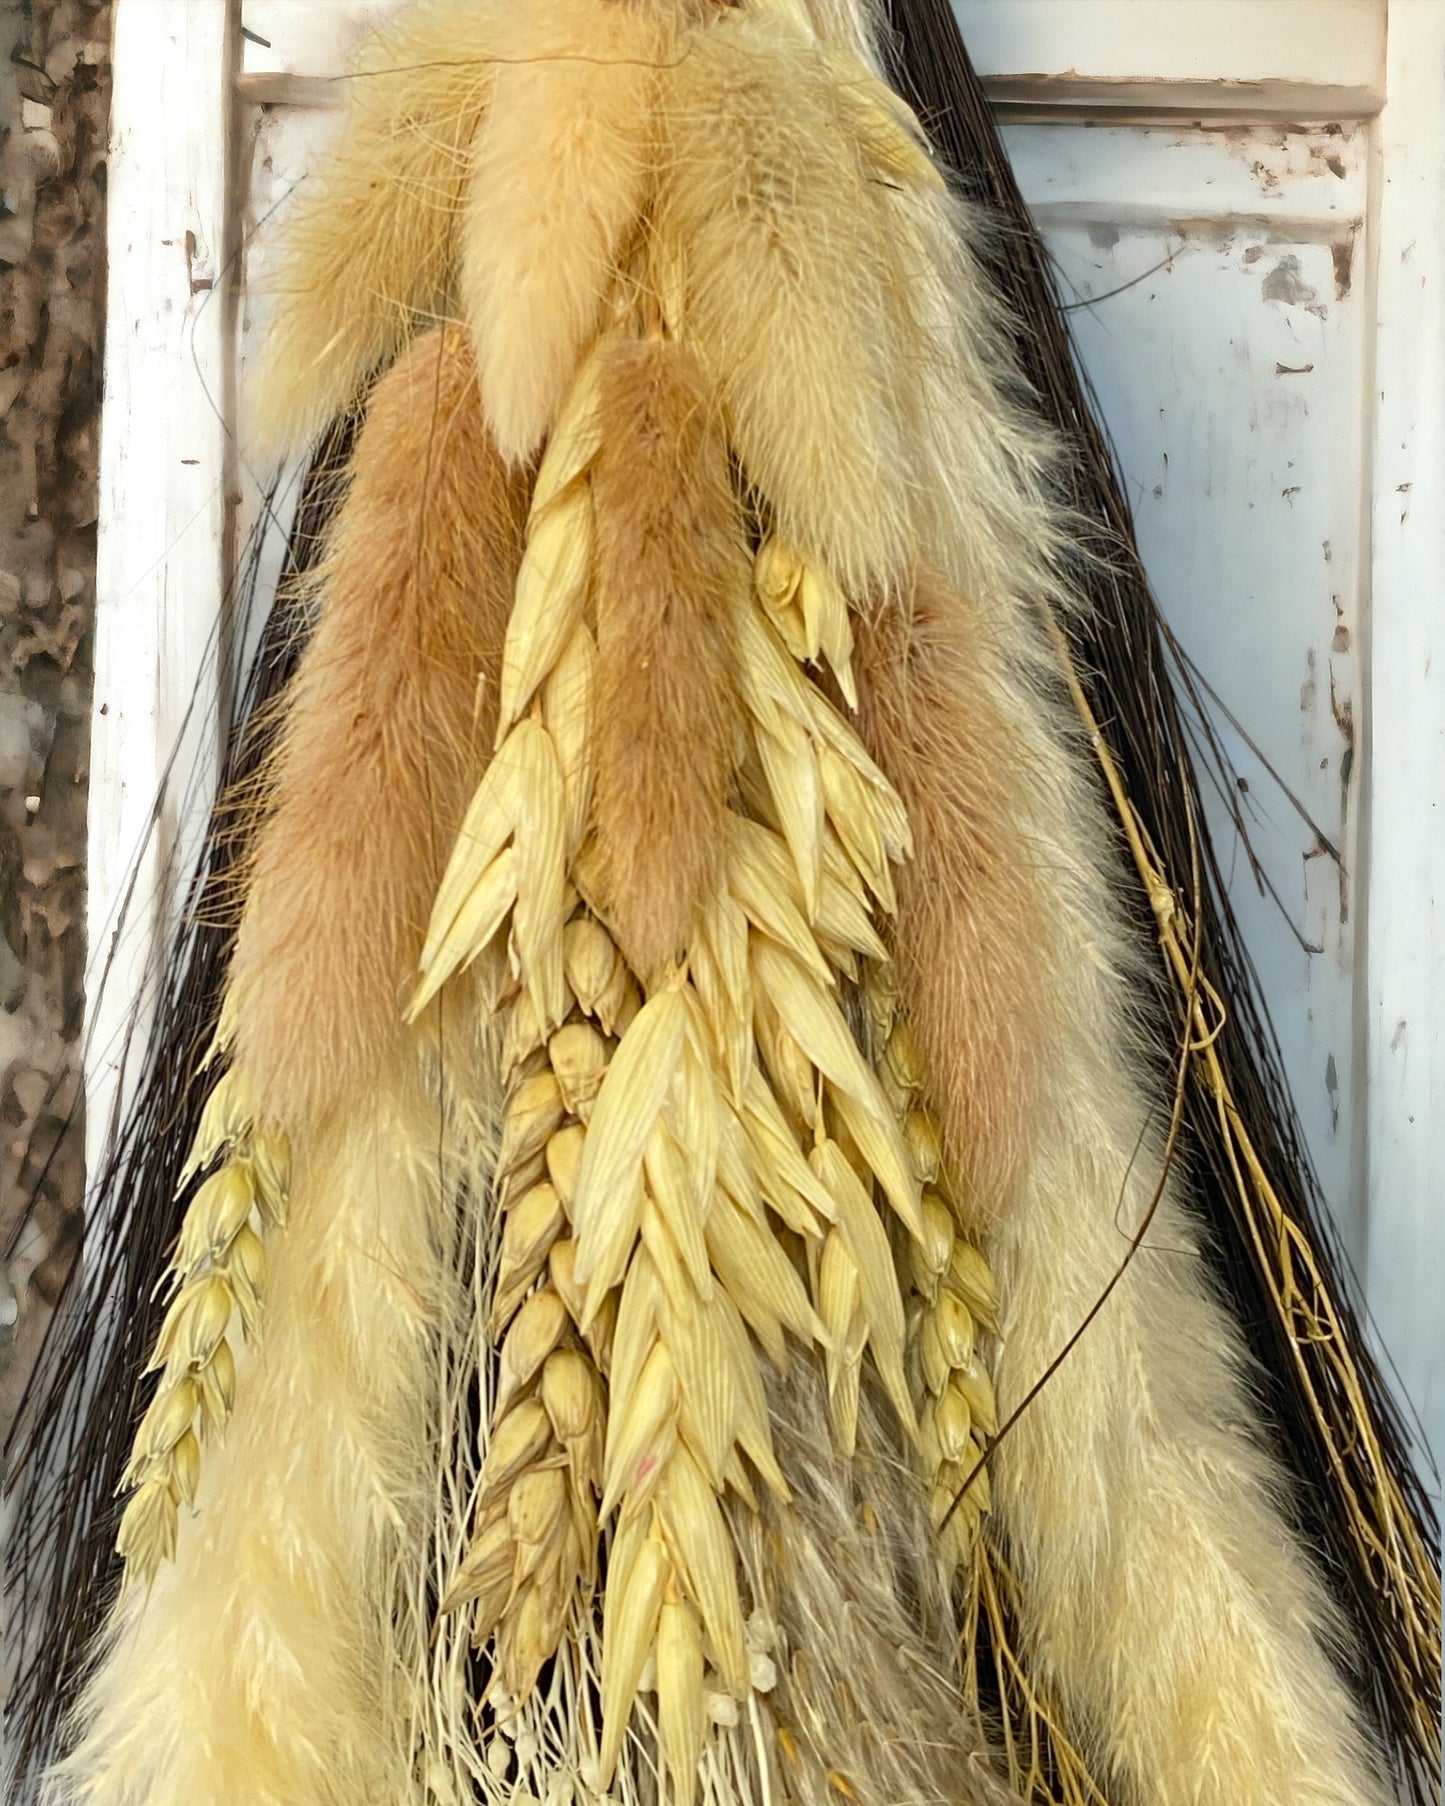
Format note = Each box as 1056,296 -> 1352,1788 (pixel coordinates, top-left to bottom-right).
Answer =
1006,116 -> 1370,1244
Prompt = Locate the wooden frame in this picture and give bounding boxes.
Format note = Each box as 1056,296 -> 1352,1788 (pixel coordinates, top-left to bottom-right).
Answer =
88,1 -> 238,1166
1362,0 -> 1445,1470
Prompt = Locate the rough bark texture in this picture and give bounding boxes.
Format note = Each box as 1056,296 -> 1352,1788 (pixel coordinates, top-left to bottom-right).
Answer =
0,0 -> 109,1453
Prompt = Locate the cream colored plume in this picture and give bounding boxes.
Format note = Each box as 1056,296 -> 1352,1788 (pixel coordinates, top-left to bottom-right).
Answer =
249,0 -> 502,457
459,0 -> 676,464
47,1072 -> 463,1806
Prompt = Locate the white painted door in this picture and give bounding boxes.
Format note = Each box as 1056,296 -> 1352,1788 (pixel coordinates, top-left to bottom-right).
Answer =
952,0 -> 1444,1486
91,0 -> 1443,1479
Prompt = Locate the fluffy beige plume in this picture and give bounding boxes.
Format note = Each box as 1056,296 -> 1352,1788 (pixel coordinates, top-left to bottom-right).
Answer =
231,327 -> 528,1128
249,1 -> 502,457
591,336 -> 746,983
657,1 -> 1066,619
735,1363 -> 1014,1806
653,8 -> 917,595
459,0 -> 673,463
855,575 -> 1392,1805
48,1071 -> 464,1806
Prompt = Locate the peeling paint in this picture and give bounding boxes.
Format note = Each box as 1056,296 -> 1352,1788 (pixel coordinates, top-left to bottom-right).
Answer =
1331,594 -> 1351,655
1300,646 -> 1318,712
1328,666 -> 1355,925
1261,252 -> 1327,318
1331,231 -> 1356,299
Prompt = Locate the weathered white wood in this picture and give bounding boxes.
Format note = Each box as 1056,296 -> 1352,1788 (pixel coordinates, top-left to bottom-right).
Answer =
237,0 -> 1387,119
249,0 -> 1388,91
1004,118 -> 1370,1243
1362,0 -> 1445,1483
88,0 -> 237,1171
242,0 -> 392,78
954,0 -> 1385,94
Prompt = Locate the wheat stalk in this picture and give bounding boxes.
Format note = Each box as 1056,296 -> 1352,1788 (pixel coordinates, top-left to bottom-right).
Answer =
440,914 -> 632,1697
743,542 -> 1002,1563
116,1059 -> 291,1583
864,966 -> 1001,1568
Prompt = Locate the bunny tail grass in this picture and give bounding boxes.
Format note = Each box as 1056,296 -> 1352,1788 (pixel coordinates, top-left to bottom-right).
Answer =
852,578 -> 1049,1219
590,335 -> 746,982
459,0 -> 678,464
231,326 -> 527,1126
248,1 -> 501,458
